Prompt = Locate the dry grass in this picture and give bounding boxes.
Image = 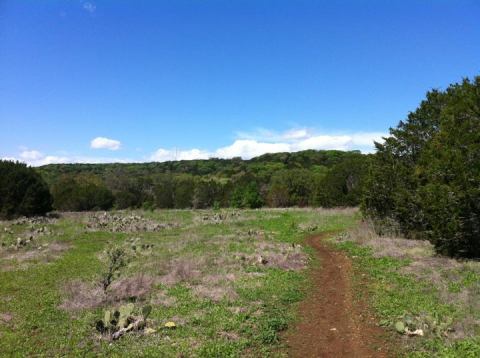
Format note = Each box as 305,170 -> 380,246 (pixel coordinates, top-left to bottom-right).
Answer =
0,312 -> 13,324
338,220 -> 434,259
0,242 -> 71,271
151,291 -> 177,307
108,274 -> 154,302
59,280 -> 106,312
157,257 -> 204,286
192,284 -> 238,302
236,241 -> 308,271
85,212 -> 177,233
340,220 -> 480,339
60,274 -> 155,311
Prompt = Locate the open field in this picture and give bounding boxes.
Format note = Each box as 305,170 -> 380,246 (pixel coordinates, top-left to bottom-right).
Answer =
1,208 -> 479,357
0,208 -> 356,357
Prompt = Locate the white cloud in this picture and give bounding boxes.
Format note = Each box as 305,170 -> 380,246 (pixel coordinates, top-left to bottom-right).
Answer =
83,2 -> 96,13
282,128 -> 309,140
20,150 -> 43,161
15,150 -> 69,165
90,137 -> 121,151
350,132 -> 386,146
150,148 -> 210,162
3,128 -> 387,166
148,129 -> 386,162
293,135 -> 352,151
214,140 -> 290,159
4,148 -> 134,167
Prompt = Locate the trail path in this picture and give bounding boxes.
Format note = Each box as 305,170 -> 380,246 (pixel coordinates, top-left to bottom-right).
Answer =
285,233 -> 391,357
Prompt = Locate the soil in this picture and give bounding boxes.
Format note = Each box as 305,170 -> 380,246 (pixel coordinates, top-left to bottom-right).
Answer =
284,233 -> 392,357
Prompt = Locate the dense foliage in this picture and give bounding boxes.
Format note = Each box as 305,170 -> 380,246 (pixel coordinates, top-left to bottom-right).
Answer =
51,175 -> 114,211
363,76 -> 480,258
0,160 -> 52,218
36,150 -> 369,211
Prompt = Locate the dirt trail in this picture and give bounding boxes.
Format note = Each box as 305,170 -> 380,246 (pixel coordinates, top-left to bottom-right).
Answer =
285,233 -> 390,357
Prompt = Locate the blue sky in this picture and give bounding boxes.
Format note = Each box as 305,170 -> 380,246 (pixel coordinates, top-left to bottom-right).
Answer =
1,0 -> 479,165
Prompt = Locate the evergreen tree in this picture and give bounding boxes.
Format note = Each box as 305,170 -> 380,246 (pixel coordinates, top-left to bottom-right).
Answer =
0,160 -> 52,218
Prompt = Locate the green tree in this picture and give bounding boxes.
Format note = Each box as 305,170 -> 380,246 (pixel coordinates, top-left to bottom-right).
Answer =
363,76 -> 480,257
267,169 -> 314,207
193,179 -> 222,209
153,174 -> 174,208
51,175 -> 114,211
230,182 -> 263,208
0,160 -> 53,218
173,174 -> 195,208
315,154 -> 369,207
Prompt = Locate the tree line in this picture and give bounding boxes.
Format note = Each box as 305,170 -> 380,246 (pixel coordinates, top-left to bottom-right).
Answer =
2,75 -> 479,258
44,150 -> 370,211
0,150 -> 369,218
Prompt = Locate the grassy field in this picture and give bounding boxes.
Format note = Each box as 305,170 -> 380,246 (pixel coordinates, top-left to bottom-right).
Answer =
331,222 -> 480,357
0,208 -> 356,357
1,208 -> 479,357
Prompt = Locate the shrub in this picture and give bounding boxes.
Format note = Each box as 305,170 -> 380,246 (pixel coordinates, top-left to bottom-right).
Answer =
51,175 -> 114,211
314,154 -> 370,207
363,76 -> 480,257
267,169 -> 314,207
230,182 -> 263,208
0,160 -> 52,219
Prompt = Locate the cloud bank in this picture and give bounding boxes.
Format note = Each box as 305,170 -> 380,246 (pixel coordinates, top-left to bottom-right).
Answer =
149,129 -> 386,162
90,137 -> 121,150
3,128 -> 386,166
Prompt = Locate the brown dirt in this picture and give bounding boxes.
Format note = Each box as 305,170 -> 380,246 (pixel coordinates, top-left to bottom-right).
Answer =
285,233 -> 391,358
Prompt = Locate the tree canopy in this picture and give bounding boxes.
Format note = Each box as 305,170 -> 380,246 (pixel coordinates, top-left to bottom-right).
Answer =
363,76 -> 480,258
0,160 -> 53,218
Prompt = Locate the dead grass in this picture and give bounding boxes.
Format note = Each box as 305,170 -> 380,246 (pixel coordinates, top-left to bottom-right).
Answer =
192,284 -> 238,302
218,331 -> 240,341
85,212 -> 177,233
0,312 -> 13,324
341,219 -> 480,339
242,241 -> 308,271
157,257 -> 204,286
59,280 -> 106,312
151,291 -> 177,307
0,242 -> 71,271
339,220 -> 434,259
60,274 -> 155,311
108,274 -> 154,302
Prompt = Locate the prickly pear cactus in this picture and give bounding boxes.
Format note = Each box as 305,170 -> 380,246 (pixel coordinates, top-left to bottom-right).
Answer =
142,305 -> 152,320
118,303 -> 134,328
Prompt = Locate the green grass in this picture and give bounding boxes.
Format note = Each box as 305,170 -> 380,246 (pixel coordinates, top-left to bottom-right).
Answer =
0,208 -> 356,357
7,208 -> 477,357
332,239 -> 480,357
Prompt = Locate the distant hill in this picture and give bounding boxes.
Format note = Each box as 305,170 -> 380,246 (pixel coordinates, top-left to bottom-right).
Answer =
36,149 -> 363,185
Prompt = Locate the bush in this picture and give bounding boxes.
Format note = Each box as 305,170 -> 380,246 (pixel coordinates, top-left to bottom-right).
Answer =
267,169 -> 314,207
0,160 -> 53,218
51,175 -> 114,211
363,76 -> 480,257
314,154 -> 369,207
230,182 -> 263,208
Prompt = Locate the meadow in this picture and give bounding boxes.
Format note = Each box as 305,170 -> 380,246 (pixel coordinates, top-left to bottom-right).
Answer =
1,208 -> 479,357
0,208 -> 355,357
